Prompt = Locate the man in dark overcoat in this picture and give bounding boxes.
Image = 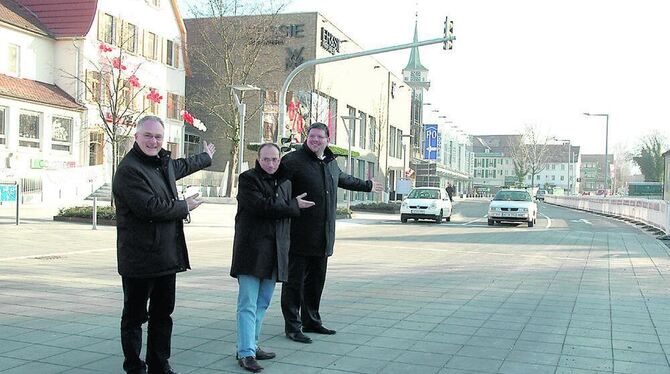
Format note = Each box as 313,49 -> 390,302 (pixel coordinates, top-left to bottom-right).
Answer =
280,122 -> 383,343
231,143 -> 314,372
113,115 -> 215,374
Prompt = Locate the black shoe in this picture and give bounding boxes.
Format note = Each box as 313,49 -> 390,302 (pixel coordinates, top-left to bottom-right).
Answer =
255,347 -> 276,360
303,325 -> 336,335
147,364 -> 180,374
286,331 -> 312,343
238,356 -> 263,373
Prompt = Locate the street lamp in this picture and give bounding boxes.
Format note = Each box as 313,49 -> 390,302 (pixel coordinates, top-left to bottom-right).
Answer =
341,114 -> 360,210
230,84 -> 260,175
583,112 -> 610,194
551,137 -> 571,194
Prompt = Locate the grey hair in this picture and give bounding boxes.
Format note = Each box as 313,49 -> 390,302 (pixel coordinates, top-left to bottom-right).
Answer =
137,115 -> 165,131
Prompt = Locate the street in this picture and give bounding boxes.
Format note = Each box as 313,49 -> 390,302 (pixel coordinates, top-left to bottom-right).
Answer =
1,200 -> 670,373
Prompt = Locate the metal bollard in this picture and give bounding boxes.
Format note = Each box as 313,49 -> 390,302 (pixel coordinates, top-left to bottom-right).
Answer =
92,197 -> 97,230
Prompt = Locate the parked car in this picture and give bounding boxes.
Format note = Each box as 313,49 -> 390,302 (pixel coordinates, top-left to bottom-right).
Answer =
536,189 -> 546,201
488,189 -> 538,227
400,187 -> 452,223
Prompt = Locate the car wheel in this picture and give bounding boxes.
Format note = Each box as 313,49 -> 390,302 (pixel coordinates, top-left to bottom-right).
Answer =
435,210 -> 443,223
488,219 -> 494,226
445,215 -> 451,222
401,214 -> 407,223
528,219 -> 534,228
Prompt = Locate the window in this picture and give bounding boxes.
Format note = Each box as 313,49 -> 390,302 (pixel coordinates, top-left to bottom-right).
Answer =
184,133 -> 201,157
358,111 -> 366,149
144,31 -> 157,60
165,40 -> 174,67
149,0 -> 160,6
388,126 -> 397,158
7,44 -> 20,76
19,112 -> 40,148
99,13 -> 115,45
122,22 -> 137,53
368,116 -> 376,151
89,131 -> 104,166
0,107 -> 6,144
396,130 -> 402,158
167,93 -> 184,119
51,116 -> 73,151
86,71 -> 101,102
143,88 -> 159,114
347,106 -> 356,147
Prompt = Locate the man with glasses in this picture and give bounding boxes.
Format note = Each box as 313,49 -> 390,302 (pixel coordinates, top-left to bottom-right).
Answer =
113,115 -> 215,374
280,122 -> 383,343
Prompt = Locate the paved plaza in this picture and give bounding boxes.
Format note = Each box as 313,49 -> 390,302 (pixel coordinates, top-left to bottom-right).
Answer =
1,201 -> 670,373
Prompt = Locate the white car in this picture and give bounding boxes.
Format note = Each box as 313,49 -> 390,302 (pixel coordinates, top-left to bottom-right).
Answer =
400,187 -> 452,223
488,189 -> 538,227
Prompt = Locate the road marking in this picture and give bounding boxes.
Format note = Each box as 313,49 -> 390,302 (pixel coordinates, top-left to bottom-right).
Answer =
462,215 -> 488,225
570,219 -> 592,225
540,212 -> 552,229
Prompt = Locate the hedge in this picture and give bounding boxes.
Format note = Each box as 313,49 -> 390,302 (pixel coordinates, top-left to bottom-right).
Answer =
57,206 -> 116,220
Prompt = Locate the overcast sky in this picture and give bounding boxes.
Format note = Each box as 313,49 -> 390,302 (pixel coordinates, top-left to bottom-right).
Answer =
180,0 -> 670,154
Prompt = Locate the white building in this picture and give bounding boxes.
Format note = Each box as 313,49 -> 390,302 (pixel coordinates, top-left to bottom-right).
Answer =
0,0 -> 189,202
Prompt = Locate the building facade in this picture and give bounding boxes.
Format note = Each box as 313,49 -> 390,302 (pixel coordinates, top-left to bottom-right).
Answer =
0,0 -> 189,202
531,144 -> 580,194
185,12 -> 412,202
579,154 -> 614,194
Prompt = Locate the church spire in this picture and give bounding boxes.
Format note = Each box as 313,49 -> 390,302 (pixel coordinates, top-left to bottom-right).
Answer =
404,14 -> 428,72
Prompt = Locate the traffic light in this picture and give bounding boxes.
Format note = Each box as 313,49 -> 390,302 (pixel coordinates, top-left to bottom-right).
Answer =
443,17 -> 454,50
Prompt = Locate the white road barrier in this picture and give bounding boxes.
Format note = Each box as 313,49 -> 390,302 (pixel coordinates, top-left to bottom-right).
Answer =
546,195 -> 669,234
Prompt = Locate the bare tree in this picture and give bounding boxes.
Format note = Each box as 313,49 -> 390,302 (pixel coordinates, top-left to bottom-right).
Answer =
523,124 -> 551,188
633,131 -> 667,182
185,0 -> 287,196
610,143 -> 632,194
63,28 -> 159,206
508,136 -> 529,185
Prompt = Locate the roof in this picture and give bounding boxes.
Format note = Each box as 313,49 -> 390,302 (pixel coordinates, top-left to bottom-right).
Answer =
0,0 -> 52,36
471,134 -> 523,154
0,73 -> 85,110
543,144 -> 581,163
15,0 -> 97,38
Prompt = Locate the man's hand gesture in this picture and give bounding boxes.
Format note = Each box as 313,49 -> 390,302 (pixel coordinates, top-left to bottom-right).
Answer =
296,192 -> 315,209
203,141 -> 216,159
186,193 -> 203,211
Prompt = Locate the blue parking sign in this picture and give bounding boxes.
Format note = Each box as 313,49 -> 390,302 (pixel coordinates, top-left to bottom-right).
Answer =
423,124 -> 438,160
0,184 -> 17,202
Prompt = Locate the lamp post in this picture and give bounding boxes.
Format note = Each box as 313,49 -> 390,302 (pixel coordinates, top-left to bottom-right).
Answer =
230,84 -> 260,175
583,112 -> 610,194
341,115 -> 360,210
551,137 -> 571,194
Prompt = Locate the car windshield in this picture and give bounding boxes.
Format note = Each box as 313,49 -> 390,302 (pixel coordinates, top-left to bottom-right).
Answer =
407,189 -> 439,199
493,191 -> 531,201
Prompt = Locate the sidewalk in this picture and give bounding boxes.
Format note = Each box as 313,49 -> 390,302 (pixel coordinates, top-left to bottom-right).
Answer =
2,201 -> 670,373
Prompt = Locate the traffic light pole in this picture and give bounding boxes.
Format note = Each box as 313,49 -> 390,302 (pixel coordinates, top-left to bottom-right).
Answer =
277,35 -> 456,140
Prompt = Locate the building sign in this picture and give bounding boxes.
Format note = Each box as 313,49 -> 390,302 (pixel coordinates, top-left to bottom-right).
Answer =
0,184 -> 17,202
263,24 -> 305,45
30,159 -> 76,169
285,47 -> 305,71
423,124 -> 438,160
320,28 -> 340,55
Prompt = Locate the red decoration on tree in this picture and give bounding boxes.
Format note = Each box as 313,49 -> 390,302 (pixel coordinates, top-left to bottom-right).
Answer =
98,42 -> 113,53
112,57 -> 127,71
127,75 -> 140,88
181,110 -> 194,124
146,88 -> 163,104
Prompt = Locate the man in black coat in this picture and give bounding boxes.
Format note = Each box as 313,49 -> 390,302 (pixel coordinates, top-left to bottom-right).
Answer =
280,122 -> 383,343
231,143 -> 314,373
113,115 -> 215,374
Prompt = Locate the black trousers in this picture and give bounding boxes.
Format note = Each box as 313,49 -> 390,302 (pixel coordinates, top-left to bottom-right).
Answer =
281,254 -> 328,333
121,274 -> 176,373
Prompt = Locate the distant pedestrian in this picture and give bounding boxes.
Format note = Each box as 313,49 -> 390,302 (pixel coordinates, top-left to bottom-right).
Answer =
113,115 -> 215,374
231,143 -> 314,373
446,182 -> 454,202
281,122 -> 383,344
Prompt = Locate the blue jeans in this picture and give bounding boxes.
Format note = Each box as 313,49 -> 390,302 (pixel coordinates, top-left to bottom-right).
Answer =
237,274 -> 276,358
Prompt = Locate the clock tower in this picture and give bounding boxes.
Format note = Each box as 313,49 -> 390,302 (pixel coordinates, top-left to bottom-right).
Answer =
402,16 -> 430,163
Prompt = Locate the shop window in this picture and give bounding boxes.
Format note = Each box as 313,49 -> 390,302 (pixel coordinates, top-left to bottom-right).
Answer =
184,133 -> 201,157
19,112 -> 40,148
51,116 -> 73,152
